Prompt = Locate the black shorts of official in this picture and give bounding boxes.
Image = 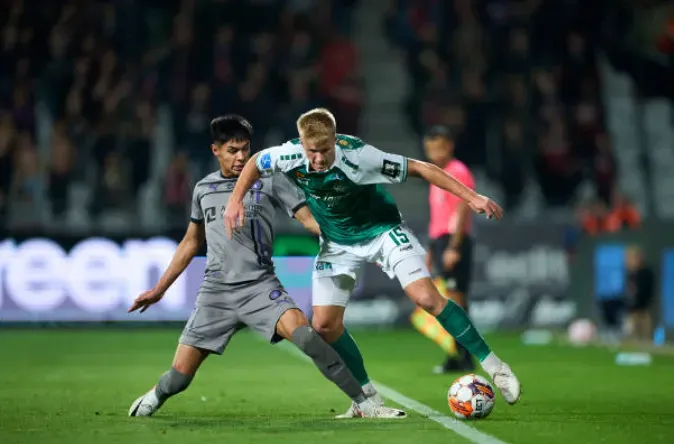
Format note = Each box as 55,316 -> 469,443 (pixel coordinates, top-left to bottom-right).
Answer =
430,234 -> 474,295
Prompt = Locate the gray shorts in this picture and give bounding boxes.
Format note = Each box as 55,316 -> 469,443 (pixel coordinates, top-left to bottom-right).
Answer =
178,274 -> 299,355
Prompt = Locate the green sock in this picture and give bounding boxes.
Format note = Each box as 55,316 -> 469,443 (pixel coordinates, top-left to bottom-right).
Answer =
330,329 -> 370,386
436,300 -> 492,361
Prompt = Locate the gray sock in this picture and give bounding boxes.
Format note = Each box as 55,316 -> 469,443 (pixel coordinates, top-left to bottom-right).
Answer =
291,325 -> 367,404
155,367 -> 194,402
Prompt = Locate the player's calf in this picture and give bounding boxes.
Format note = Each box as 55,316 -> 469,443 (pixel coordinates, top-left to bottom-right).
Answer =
289,324 -> 368,405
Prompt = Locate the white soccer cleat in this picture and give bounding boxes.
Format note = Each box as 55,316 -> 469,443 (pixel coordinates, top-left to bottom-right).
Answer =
335,391 -> 382,419
335,401 -> 364,419
355,398 -> 407,419
129,388 -> 163,417
336,393 -> 406,419
489,363 -> 521,405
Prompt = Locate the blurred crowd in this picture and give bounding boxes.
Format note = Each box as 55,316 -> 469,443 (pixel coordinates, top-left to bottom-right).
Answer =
1,0 -> 671,234
386,0 -> 620,214
0,0 -> 362,231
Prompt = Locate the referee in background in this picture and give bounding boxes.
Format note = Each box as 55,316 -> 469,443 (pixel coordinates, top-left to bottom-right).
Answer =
411,125 -> 477,373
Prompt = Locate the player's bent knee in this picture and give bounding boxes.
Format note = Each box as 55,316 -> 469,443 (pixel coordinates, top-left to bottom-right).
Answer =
404,278 -> 448,316
276,308 -> 310,340
172,344 -> 209,375
311,316 -> 344,342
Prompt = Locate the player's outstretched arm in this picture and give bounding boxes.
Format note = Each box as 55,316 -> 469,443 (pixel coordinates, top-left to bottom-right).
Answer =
294,206 -> 321,236
224,153 -> 262,238
407,159 -> 503,220
128,221 -> 205,313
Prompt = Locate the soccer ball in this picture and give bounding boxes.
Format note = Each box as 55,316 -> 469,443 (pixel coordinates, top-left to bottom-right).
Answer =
447,374 -> 495,419
567,318 -> 596,346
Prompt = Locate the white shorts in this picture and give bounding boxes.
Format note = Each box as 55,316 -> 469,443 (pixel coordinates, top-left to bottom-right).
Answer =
312,225 -> 430,307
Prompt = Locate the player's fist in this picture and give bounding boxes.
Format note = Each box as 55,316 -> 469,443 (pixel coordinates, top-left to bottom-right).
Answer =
223,199 -> 246,239
468,194 -> 503,220
128,289 -> 163,313
442,248 -> 461,270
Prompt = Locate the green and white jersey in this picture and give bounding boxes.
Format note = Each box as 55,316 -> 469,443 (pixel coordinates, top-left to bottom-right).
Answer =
255,134 -> 409,245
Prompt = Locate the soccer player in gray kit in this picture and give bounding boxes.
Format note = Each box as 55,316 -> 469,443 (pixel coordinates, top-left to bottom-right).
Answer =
127,114 -> 404,419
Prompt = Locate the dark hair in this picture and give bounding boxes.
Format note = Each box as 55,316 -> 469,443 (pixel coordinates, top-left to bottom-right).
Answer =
210,114 -> 253,144
424,124 -> 453,140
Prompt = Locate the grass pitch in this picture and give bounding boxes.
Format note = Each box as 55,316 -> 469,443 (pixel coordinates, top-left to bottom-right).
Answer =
1,327 -> 673,444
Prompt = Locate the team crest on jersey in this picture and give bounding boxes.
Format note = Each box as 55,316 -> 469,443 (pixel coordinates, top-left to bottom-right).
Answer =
209,183 -> 218,190
295,170 -> 305,178
338,139 -> 349,146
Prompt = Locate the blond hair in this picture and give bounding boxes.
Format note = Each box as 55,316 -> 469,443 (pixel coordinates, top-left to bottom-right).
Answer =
296,108 -> 336,145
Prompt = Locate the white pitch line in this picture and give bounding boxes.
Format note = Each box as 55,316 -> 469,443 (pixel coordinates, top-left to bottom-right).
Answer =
277,341 -> 510,444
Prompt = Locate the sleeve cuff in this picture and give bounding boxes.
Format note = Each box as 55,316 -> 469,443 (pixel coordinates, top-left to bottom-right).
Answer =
291,202 -> 308,217
190,217 -> 204,224
401,157 -> 409,182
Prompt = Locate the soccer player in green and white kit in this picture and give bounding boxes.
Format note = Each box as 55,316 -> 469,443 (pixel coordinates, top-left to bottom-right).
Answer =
127,114 -> 404,419
224,108 -> 521,418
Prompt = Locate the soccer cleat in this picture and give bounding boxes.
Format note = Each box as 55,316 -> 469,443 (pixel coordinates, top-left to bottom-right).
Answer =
336,392 -> 407,419
129,387 -> 163,417
488,362 -> 521,405
354,398 -> 407,419
335,391 -> 381,419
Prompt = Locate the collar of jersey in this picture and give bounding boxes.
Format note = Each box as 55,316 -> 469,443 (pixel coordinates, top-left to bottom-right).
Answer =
304,144 -> 342,174
219,171 -> 238,180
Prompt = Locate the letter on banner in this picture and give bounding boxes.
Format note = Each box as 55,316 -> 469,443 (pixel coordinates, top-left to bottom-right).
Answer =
122,237 -> 185,312
6,239 -> 68,311
67,238 -> 123,312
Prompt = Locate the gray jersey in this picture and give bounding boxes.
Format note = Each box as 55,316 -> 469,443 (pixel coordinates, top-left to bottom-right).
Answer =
191,171 -> 306,284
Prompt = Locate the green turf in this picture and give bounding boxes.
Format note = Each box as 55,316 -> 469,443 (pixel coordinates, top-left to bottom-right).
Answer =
1,328 -> 673,444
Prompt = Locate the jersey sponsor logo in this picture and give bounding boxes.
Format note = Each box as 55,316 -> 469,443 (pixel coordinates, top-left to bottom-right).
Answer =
310,194 -> 343,208
205,207 -> 217,223
204,204 -> 262,224
259,153 -> 272,170
381,159 -> 402,178
315,261 -> 333,271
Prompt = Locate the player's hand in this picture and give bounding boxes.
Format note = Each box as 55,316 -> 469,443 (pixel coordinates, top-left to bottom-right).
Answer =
223,199 -> 246,239
468,194 -> 503,220
128,289 -> 163,313
443,248 -> 461,270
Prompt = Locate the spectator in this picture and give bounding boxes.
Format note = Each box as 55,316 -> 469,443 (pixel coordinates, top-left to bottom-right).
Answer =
48,125 -> 75,219
163,151 -> 193,226
90,151 -> 131,218
623,245 -> 655,341
0,114 -> 15,224
8,133 -> 44,230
